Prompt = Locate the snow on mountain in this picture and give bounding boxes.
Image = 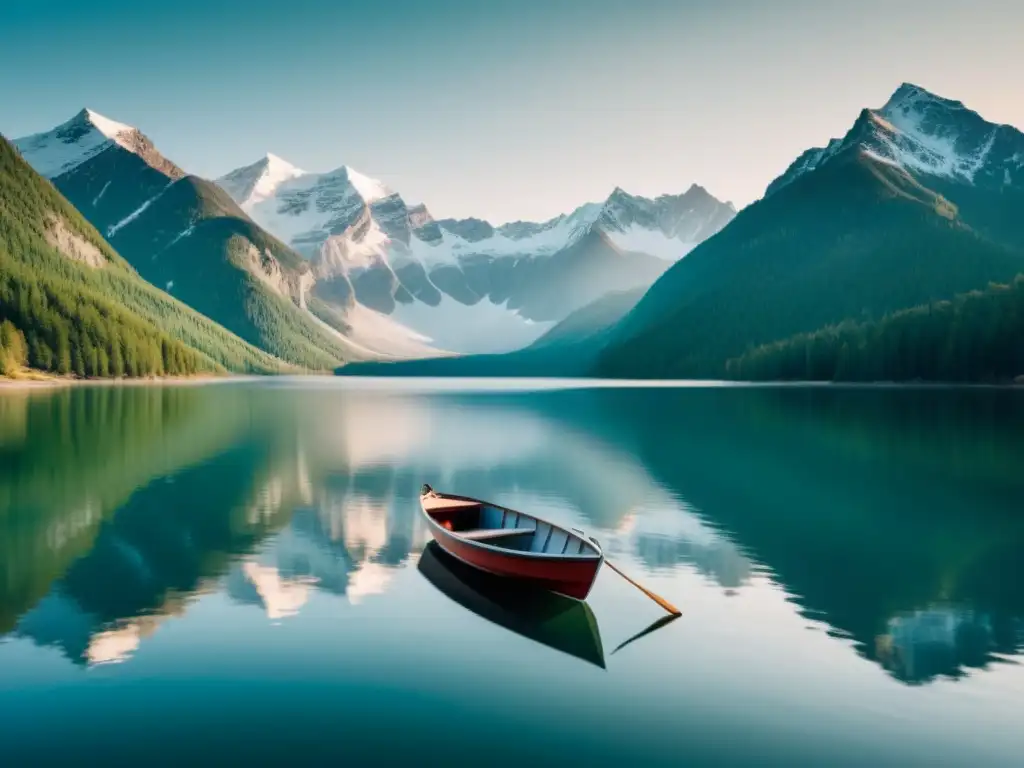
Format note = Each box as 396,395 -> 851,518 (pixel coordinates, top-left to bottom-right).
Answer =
217,156 -> 735,353
106,180 -> 176,237
390,293 -> 555,354
878,84 -> 1004,181
14,108 -> 182,180
219,157 -> 398,267
430,202 -> 602,262
220,160 -> 731,273
766,83 -> 1024,197
13,107 -> 186,246
217,152 -> 306,207
319,301 -> 443,359
14,108 -> 130,178
83,110 -> 135,142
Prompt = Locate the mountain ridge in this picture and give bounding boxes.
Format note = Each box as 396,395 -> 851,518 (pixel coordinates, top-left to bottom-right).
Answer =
766,82 -> 1024,198
595,82 -> 1024,380
217,153 -> 735,353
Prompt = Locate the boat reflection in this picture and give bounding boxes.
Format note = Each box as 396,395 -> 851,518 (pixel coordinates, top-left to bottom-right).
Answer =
417,542 -> 606,669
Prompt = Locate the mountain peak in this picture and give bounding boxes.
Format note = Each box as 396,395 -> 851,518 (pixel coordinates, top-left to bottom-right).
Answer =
13,108 -> 179,180
217,152 -> 306,207
263,152 -> 304,173
680,182 -> 716,201
767,82 -> 1021,197
78,108 -> 136,140
219,156 -> 391,208
881,82 -> 965,116
327,164 -> 392,203
884,82 -> 931,105
260,152 -> 306,180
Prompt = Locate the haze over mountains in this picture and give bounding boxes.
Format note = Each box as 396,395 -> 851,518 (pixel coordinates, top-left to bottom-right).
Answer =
217,153 -> 735,353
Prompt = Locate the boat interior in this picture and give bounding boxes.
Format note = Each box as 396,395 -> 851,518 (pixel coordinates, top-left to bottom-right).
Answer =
423,495 -> 600,557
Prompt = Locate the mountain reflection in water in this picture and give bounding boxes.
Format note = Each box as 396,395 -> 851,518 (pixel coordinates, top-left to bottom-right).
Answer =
1,381 -> 1023,690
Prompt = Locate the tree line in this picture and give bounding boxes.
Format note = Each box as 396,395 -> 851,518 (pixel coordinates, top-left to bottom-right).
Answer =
0,249 -> 210,378
726,274 -> 1024,383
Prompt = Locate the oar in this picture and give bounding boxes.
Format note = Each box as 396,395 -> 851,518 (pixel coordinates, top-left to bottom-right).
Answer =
605,560 -> 682,617
611,613 -> 682,656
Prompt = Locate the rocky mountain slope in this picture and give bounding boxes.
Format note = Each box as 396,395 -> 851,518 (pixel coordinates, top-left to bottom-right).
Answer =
219,154 -> 735,353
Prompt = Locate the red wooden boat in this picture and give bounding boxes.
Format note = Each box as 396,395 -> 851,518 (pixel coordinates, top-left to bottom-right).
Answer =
419,485 -> 604,601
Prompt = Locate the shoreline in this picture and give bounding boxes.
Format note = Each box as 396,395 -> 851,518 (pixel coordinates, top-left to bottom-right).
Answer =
0,374 -> 247,391
2,373 -> 1022,393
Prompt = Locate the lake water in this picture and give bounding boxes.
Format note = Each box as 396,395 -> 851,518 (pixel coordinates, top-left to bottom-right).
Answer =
2,378 -> 1024,766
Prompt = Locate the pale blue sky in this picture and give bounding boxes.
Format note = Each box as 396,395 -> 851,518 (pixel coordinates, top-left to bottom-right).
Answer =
2,0 -> 1021,222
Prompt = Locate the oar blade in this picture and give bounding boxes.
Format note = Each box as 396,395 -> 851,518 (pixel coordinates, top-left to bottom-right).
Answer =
605,560 -> 682,617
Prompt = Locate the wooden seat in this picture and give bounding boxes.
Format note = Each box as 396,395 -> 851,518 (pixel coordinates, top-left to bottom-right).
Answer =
423,497 -> 482,513
458,526 -> 536,541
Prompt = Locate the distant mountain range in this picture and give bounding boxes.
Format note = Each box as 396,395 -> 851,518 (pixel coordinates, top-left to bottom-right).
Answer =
217,154 -> 734,353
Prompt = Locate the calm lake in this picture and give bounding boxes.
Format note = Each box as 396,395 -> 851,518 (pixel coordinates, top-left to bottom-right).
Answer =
2,379 -> 1024,765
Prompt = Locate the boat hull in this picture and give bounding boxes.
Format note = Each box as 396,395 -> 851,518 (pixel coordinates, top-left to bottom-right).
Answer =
428,526 -> 602,600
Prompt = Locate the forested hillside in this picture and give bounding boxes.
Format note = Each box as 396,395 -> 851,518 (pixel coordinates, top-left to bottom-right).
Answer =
0,136 -> 285,378
597,154 -> 1024,379
726,275 -> 1024,383
106,175 -> 359,370
596,85 -> 1024,382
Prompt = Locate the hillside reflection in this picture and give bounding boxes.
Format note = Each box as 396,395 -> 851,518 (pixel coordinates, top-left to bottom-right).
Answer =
2,382 -> 1023,683
567,385 -> 1024,685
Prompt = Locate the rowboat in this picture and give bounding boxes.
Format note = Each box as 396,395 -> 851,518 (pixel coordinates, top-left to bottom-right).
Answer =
419,485 -> 604,601
418,542 -> 605,668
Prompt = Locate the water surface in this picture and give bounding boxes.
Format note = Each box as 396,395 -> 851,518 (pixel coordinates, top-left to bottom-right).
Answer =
2,379 -> 1024,765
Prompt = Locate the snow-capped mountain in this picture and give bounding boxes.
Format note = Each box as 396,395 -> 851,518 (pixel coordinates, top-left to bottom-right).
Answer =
218,156 -> 735,353
219,154 -> 400,265
766,82 -> 1024,198
13,109 -> 434,366
14,108 -> 185,238
14,107 -> 184,183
